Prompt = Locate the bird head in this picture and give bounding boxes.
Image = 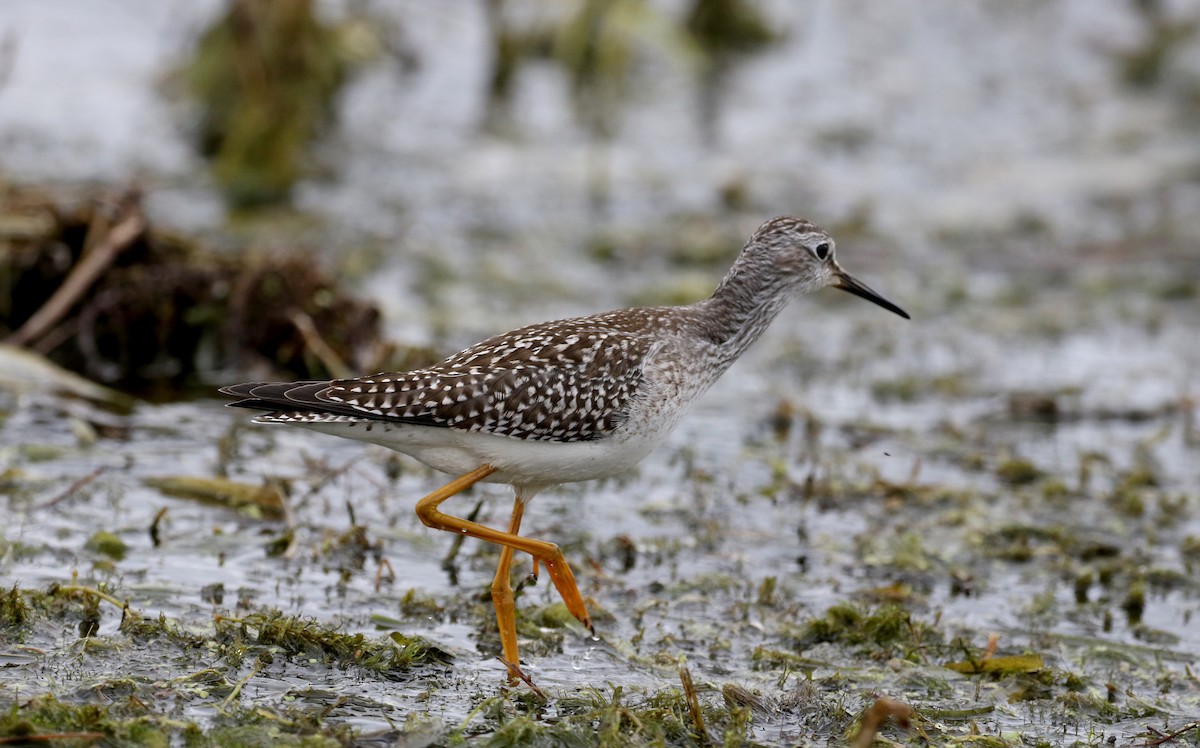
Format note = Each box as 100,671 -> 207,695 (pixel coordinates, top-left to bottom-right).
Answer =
748,216 -> 910,319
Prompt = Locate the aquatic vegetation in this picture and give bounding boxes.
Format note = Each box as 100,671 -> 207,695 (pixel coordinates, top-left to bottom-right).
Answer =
186,0 -> 370,208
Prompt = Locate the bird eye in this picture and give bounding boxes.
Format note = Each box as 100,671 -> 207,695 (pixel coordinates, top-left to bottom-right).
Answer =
813,242 -> 830,261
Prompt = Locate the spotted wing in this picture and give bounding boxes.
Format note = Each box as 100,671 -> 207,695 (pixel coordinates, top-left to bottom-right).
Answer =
227,320 -> 655,442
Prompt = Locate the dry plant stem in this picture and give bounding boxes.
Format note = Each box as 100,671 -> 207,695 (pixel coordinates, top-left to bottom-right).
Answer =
441,496 -> 485,569
497,657 -> 546,699
56,584 -> 139,619
27,315 -> 80,356
851,697 -> 914,748
374,557 -> 395,591
221,659 -> 265,707
679,663 -> 709,744
297,456 -> 370,502
1143,721 -> 1200,747
37,466 -> 108,510
6,202 -> 146,347
1183,395 -> 1197,447
288,308 -> 353,379
149,507 -> 169,547
275,479 -> 298,559
983,632 -> 1000,661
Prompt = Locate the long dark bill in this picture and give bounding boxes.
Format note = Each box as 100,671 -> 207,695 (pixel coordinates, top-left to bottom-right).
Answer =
833,270 -> 910,319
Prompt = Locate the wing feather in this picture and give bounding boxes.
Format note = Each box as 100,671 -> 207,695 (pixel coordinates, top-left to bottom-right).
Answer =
224,316 -> 659,442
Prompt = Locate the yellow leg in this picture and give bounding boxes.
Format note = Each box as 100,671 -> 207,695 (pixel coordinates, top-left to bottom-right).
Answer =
414,466 -> 594,663
491,498 -> 524,670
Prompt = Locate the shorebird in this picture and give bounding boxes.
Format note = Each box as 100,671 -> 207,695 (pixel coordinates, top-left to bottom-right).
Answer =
221,216 -> 909,675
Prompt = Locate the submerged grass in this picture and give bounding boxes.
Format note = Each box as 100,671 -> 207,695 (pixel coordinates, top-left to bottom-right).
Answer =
212,611 -> 448,673
2,693 -> 353,747
463,685 -> 754,747
0,582 -> 458,746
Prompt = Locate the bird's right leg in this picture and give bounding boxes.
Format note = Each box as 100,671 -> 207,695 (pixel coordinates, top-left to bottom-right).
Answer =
413,466 -> 594,664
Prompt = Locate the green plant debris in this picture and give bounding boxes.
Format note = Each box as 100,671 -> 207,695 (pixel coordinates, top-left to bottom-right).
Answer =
1118,5 -> 1200,87
388,631 -> 454,666
749,645 -> 827,671
684,0 -> 775,59
214,610 -> 447,672
0,590 -> 29,632
755,575 -> 777,607
554,0 -> 674,140
1182,535 -> 1200,572
982,524 -> 1067,561
0,695 -> 169,746
0,579 -> 480,741
143,476 -> 285,518
186,0 -> 366,208
944,654 -> 1045,676
84,530 -> 128,561
397,588 -> 444,618
1121,576 -> 1146,625
871,373 -> 970,403
487,685 -> 754,746
524,600 -> 589,631
789,603 -> 941,660
995,456 -> 1043,486
0,692 -> 349,747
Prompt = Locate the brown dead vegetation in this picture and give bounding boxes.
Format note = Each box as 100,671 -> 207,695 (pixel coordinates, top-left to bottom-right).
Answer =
0,186 -> 381,396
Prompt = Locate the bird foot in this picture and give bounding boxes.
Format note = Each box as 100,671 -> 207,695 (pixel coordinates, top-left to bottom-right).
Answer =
497,657 -> 546,698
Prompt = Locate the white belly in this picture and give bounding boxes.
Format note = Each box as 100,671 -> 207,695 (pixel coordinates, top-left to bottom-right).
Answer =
276,417 -> 667,489
254,357 -> 710,491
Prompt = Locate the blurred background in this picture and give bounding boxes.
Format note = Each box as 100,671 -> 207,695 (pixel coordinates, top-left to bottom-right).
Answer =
2,2 -> 1200,744
2,0 -> 1198,393
5,0 -> 1200,237
2,0 -> 1200,396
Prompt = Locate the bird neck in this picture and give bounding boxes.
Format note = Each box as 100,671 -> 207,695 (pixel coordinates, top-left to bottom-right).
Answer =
697,254 -> 793,358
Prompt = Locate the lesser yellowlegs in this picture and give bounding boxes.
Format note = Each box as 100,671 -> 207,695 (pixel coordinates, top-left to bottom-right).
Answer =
221,216 -> 909,674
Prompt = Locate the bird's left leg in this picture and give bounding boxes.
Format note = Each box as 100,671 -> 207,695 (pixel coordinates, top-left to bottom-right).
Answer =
491,495 -> 525,671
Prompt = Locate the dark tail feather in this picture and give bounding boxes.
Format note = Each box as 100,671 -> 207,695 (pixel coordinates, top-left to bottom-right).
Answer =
221,380 -> 372,420
221,380 -> 326,411
219,382 -> 270,398
279,381 -> 334,407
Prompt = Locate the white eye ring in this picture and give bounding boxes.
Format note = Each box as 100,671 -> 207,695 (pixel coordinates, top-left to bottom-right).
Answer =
813,242 -> 830,261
